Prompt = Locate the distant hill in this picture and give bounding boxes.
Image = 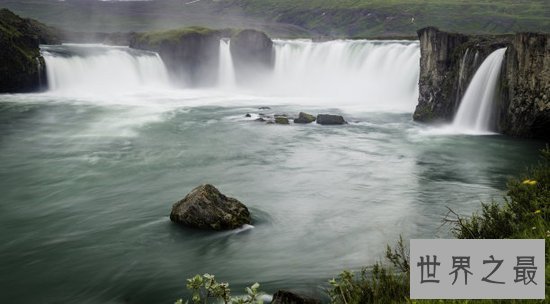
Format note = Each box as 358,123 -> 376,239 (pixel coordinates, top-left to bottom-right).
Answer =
0,0 -> 548,38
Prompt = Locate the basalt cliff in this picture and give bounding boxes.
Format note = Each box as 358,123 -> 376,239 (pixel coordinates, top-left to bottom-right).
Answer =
414,27 -> 549,139
0,9 -> 61,93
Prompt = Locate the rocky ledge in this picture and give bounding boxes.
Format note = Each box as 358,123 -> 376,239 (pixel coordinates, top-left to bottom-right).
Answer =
170,184 -> 251,230
0,9 -> 61,93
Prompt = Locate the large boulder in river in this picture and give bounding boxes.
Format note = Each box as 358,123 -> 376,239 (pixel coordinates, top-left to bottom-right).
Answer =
316,114 -> 347,125
271,290 -> 321,304
170,184 -> 251,230
294,112 -> 316,124
230,29 -> 274,83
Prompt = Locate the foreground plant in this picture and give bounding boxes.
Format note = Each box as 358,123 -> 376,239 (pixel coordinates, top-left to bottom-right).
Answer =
175,273 -> 263,304
327,236 -> 410,304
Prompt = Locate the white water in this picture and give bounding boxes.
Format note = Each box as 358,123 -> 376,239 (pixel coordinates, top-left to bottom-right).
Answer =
452,48 -> 507,133
39,40 -> 420,112
218,39 -> 236,88
266,40 -> 420,111
42,44 -> 171,97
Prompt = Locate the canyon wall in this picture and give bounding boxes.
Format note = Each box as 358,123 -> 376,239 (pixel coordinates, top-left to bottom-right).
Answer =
0,9 -> 61,93
414,27 -> 549,139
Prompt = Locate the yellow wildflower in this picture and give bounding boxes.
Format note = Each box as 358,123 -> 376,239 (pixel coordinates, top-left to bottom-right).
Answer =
535,210 -> 542,214
522,179 -> 537,185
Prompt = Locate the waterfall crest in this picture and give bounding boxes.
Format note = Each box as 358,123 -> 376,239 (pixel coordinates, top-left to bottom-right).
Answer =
452,48 -> 507,133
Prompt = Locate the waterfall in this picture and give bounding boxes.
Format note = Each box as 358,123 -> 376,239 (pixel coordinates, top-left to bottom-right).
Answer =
264,39 -> 420,111
41,44 -> 170,95
40,40 -> 420,112
455,48 -> 470,106
218,39 -> 236,88
36,57 -> 43,90
452,48 -> 507,133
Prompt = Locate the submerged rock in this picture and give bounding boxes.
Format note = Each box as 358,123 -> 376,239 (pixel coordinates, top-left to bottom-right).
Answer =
275,117 -> 290,125
316,114 -> 346,125
293,112 -> 316,124
245,113 -> 251,117
259,106 -> 271,110
169,184 -> 251,230
255,117 -> 266,122
271,290 -> 321,304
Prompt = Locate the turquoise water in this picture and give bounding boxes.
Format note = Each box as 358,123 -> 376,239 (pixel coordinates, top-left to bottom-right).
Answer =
0,92 -> 544,303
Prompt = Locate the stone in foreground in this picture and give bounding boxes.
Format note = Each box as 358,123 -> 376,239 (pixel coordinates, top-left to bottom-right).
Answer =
271,290 -> 321,304
170,184 -> 251,230
293,112 -> 316,124
316,114 -> 346,125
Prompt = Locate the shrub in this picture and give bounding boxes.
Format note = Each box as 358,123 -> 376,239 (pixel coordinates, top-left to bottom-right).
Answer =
175,273 -> 263,304
327,236 -> 409,304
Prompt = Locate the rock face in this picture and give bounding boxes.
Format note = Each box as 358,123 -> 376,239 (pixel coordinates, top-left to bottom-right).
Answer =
130,27 -> 222,87
294,112 -> 316,124
170,184 -> 251,230
271,290 -> 321,304
230,29 -> 274,83
414,27 -> 549,139
0,9 -> 61,93
499,33 -> 549,139
316,114 -> 346,125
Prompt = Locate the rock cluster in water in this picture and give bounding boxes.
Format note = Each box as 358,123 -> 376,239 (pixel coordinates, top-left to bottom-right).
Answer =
248,110 -> 346,125
170,184 -> 251,230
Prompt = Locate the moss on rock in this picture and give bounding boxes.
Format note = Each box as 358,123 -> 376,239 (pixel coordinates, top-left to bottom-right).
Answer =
0,9 -> 61,93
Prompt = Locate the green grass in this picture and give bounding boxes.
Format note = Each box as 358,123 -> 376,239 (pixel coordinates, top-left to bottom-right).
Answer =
0,0 -> 548,37
132,26 -> 219,47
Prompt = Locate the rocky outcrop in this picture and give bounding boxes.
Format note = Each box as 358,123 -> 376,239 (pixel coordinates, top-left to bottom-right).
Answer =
271,290 -> 321,304
130,27 -> 222,87
230,29 -> 274,83
0,9 -> 61,93
414,27 -> 513,123
316,114 -> 346,125
275,116 -> 290,125
414,27 -> 549,139
294,112 -> 316,124
499,33 -> 549,139
170,184 -> 251,230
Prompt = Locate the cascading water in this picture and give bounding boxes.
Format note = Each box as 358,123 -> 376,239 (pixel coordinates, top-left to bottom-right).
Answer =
264,39 -> 420,111
452,48 -> 507,133
40,40 -> 419,112
218,39 -> 236,88
41,44 -> 171,96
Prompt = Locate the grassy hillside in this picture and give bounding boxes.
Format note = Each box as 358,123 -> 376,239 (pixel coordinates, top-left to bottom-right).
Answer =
0,0 -> 548,38
225,0 -> 550,37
